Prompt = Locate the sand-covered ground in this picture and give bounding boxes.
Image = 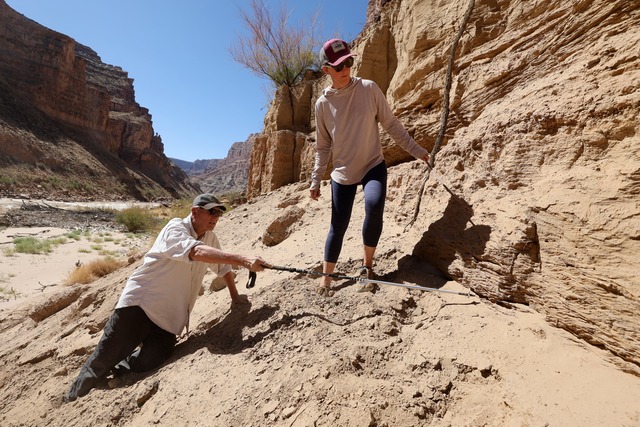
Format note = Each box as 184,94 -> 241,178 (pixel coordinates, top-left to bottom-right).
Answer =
1,186 -> 639,426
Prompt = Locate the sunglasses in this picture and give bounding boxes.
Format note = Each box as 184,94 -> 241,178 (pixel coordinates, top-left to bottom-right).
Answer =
329,57 -> 354,72
201,207 -> 222,217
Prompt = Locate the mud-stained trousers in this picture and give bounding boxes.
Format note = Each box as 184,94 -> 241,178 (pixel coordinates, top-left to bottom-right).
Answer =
65,305 -> 176,402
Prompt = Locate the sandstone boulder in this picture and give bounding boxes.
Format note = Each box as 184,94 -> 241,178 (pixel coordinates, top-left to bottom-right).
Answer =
262,205 -> 306,247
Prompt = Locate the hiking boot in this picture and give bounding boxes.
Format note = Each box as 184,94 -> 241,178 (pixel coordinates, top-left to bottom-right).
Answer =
64,372 -> 98,403
110,360 -> 131,378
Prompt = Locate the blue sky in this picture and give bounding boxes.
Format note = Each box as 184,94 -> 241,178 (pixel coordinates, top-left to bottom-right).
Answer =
6,0 -> 368,161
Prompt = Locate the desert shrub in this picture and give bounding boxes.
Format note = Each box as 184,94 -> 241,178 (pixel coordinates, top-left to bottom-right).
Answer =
115,207 -> 158,233
50,237 -> 67,245
0,176 -> 14,185
13,237 -> 48,254
66,230 -> 82,241
0,285 -> 21,301
147,199 -> 193,233
230,0 -> 320,89
47,176 -> 62,190
162,199 -> 192,220
67,179 -> 94,192
64,257 -> 125,285
12,236 -> 67,254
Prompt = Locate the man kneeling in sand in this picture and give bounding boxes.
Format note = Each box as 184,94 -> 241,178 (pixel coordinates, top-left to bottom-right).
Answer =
65,194 -> 270,402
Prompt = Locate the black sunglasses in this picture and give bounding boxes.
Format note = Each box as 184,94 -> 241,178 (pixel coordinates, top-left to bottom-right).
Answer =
329,57 -> 354,72
201,207 -> 222,217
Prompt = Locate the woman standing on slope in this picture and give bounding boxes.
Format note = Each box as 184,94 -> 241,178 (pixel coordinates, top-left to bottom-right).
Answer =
310,38 -> 430,296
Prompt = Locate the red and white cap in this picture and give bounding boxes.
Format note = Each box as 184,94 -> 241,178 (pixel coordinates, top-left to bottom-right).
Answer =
319,38 -> 355,66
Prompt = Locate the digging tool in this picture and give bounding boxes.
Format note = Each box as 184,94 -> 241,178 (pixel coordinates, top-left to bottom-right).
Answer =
246,271 -> 258,288
251,264 -> 473,297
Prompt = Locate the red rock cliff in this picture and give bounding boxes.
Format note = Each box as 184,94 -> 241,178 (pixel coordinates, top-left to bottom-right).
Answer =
0,0 -> 198,200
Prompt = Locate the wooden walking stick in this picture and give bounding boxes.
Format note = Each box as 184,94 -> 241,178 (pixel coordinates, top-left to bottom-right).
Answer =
406,0 -> 475,230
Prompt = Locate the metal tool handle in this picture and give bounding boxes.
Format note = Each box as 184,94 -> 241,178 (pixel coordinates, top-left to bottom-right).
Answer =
265,265 -> 472,297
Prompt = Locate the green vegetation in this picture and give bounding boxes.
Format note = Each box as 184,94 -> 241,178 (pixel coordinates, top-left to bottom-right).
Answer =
0,175 -> 14,185
115,207 -> 159,233
146,198 -> 193,233
8,236 -> 67,255
43,176 -> 97,193
220,191 -> 247,210
166,199 -> 192,219
98,249 -> 118,257
230,0 -> 320,89
146,196 -> 239,233
67,179 -> 95,192
66,230 -> 82,241
3,228 -> 144,258
0,164 -> 134,199
47,175 -> 60,188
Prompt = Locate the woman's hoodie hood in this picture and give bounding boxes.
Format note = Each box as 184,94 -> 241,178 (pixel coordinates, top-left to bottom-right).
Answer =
322,77 -> 360,97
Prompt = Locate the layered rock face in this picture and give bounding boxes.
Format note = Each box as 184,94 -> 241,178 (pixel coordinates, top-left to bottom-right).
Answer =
0,1 -> 198,200
188,137 -> 255,195
247,72 -> 322,197
249,0 -> 640,369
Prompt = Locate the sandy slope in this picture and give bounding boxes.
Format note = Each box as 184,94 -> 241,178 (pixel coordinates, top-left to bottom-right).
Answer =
1,170 -> 639,426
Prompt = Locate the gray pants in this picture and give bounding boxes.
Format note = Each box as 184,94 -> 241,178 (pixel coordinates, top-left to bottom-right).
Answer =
65,306 -> 176,401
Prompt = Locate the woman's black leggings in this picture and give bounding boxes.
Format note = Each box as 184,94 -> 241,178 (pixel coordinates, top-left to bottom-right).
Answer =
324,161 -> 387,263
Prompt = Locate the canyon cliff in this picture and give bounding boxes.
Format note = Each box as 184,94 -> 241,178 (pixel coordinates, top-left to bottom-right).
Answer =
1,1 -> 639,426
185,137 -> 255,196
0,0 -> 199,200
248,0 -> 640,369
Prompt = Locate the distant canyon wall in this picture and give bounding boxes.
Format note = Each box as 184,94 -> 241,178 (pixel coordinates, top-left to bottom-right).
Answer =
0,0 -> 197,200
248,0 -> 640,371
187,138 -> 255,196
